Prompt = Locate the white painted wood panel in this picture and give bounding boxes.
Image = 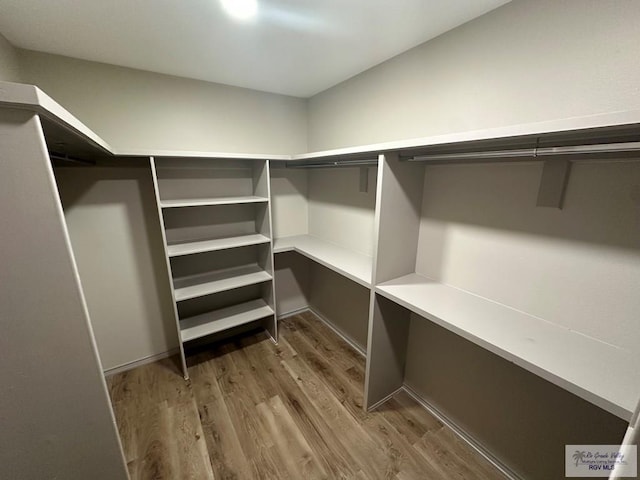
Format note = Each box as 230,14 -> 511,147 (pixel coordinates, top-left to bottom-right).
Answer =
0,109 -> 128,479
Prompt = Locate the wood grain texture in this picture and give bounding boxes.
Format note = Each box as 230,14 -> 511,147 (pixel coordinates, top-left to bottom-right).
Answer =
108,312 -> 507,479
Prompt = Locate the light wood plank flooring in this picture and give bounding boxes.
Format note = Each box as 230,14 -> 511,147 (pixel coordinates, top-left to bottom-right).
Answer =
107,311 -> 507,479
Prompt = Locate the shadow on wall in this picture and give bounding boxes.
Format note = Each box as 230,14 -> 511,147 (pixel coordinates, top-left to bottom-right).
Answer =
53,159 -> 178,369
421,160 -> 640,251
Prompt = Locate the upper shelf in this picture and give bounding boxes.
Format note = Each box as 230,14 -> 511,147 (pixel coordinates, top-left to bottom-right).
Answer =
3,81 -> 640,164
375,273 -> 640,421
160,196 -> 269,208
274,234 -> 372,288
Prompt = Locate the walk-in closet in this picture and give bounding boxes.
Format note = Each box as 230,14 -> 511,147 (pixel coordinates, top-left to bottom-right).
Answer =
2,2 -> 640,479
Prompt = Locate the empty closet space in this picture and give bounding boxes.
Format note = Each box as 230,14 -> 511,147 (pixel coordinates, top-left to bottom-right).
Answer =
151,157 -> 276,377
366,155 -> 640,479
271,163 -> 377,351
53,158 -> 178,373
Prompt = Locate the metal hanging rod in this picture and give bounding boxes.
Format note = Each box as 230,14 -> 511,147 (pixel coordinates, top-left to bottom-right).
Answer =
406,141 -> 640,163
49,152 -> 96,166
285,159 -> 378,169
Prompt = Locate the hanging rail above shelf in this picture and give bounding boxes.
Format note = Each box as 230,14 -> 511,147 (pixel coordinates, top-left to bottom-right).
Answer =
285,159 -> 378,168
405,140 -> 640,163
49,152 -> 96,166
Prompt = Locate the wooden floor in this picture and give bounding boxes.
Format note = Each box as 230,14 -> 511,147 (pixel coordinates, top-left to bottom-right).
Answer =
107,311 -> 507,479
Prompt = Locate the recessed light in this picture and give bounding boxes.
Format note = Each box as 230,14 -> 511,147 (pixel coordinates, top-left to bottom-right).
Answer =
221,0 -> 258,21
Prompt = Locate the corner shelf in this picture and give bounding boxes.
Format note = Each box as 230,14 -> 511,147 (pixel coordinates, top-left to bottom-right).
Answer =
273,234 -> 372,287
375,272 -> 640,420
180,299 -> 274,343
173,264 -> 272,302
160,195 -> 269,208
167,233 -> 270,257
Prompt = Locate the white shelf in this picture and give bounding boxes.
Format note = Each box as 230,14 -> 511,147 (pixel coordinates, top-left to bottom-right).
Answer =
173,264 -> 272,302
180,299 -> 274,343
375,273 -> 640,421
160,196 -> 268,208
167,233 -> 270,257
273,235 -> 372,288
5,81 -> 640,164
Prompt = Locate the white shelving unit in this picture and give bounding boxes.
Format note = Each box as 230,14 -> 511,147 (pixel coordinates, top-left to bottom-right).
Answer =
364,153 -> 640,424
273,234 -> 372,287
151,157 -> 277,378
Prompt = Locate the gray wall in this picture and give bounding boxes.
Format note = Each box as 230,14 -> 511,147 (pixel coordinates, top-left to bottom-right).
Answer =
55,163 -> 178,372
309,263 -> 369,351
18,50 -> 308,154
0,32 -> 20,82
307,0 -> 640,151
417,160 -> 640,352
405,316 -> 627,480
406,159 -> 639,479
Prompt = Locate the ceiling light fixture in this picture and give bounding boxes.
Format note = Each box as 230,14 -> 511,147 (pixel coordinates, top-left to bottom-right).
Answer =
221,0 -> 258,21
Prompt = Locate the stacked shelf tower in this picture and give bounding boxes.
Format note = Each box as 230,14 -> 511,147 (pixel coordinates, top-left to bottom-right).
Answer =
151,157 -> 277,379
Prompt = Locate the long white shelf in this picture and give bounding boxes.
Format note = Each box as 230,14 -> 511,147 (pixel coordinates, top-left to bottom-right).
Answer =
6,81 -> 640,164
167,233 -> 270,257
375,273 -> 640,421
173,264 -> 272,302
160,196 -> 268,208
180,298 -> 274,343
273,234 -> 372,287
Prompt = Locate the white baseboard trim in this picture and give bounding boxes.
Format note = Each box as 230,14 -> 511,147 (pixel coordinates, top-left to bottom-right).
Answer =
277,306 -> 311,320
367,387 -> 404,411
402,385 -> 522,480
277,306 -> 367,358
307,307 -> 367,358
103,348 -> 180,377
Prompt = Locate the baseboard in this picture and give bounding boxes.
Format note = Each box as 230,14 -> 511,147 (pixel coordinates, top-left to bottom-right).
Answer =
307,307 -> 367,358
103,348 -> 180,377
277,306 -> 311,320
402,385 -> 522,480
367,387 -> 404,411
277,306 -> 367,358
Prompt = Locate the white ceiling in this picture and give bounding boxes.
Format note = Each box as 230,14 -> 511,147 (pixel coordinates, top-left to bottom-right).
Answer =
0,0 -> 509,97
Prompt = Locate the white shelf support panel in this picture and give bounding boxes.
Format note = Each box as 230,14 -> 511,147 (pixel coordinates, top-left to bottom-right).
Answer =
160,195 -> 269,208
273,234 -> 373,288
167,233 -> 271,257
180,299 -> 274,343
375,273 -> 640,421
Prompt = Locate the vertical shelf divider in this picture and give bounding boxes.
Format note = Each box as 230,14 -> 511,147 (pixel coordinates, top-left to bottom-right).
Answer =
256,160 -> 278,342
149,156 -> 189,379
364,152 -> 425,409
